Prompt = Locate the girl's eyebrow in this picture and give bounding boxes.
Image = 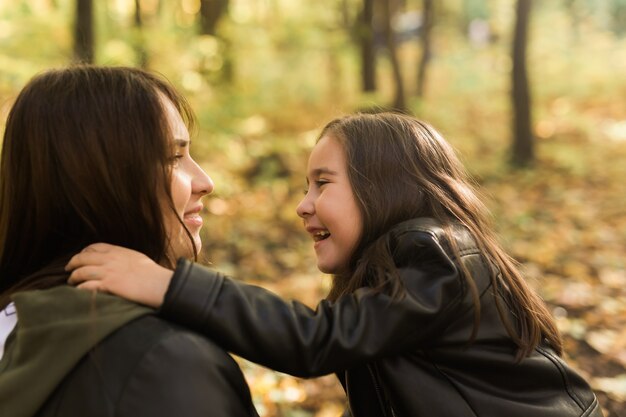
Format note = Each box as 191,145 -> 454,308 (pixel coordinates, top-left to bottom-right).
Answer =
310,167 -> 338,177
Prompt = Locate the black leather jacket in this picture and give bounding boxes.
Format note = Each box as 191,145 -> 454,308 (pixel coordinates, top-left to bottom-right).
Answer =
37,315 -> 259,417
162,217 -> 602,417
0,286 -> 258,417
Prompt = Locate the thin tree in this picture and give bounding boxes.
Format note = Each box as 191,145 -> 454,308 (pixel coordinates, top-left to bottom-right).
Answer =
416,0 -> 433,97
200,0 -> 228,36
199,0 -> 233,82
134,0 -> 149,68
73,0 -> 94,64
358,0 -> 376,92
564,0 -> 581,43
511,0 -> 534,167
382,0 -> 407,112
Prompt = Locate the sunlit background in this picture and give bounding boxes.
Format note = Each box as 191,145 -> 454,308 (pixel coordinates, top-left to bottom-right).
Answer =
1,0 -> 625,415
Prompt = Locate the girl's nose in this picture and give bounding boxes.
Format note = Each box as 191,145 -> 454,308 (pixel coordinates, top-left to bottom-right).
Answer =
296,193 -> 313,218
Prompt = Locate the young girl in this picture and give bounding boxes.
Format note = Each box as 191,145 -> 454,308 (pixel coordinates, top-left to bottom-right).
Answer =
67,113 -> 602,417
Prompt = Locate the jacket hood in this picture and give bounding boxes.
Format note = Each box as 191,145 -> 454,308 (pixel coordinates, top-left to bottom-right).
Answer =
0,286 -> 150,417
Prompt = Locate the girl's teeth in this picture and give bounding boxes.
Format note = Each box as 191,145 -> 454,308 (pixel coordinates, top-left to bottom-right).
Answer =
314,231 -> 330,241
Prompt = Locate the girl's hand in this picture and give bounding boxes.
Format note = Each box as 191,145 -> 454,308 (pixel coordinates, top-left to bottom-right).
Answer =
66,243 -> 173,308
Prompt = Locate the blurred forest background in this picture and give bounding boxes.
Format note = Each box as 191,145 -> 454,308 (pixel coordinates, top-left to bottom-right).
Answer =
1,0 -> 625,415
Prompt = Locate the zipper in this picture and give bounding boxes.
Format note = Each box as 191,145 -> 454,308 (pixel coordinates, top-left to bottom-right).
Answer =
367,364 -> 397,417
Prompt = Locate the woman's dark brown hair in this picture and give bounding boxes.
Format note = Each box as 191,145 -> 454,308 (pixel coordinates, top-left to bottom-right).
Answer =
0,66 -> 196,305
321,112 -> 562,360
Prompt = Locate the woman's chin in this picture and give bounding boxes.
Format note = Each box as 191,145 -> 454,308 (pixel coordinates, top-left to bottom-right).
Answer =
168,237 -> 200,261
193,236 -> 202,255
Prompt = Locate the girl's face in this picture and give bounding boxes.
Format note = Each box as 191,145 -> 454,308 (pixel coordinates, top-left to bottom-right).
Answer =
162,97 -> 214,260
296,135 -> 362,275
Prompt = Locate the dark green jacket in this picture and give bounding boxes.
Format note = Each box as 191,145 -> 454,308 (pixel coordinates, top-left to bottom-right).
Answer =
0,286 -> 258,417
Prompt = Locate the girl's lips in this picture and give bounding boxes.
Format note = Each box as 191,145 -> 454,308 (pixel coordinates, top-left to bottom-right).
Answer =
305,226 -> 330,240
313,235 -> 330,251
305,225 -> 330,249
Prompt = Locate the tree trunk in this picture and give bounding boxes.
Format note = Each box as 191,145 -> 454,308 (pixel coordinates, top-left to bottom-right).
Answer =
200,0 -> 228,36
416,0 -> 433,97
610,0 -> 626,36
511,0 -> 534,167
382,0 -> 406,112
73,0 -> 94,64
134,0 -> 142,28
199,0 -> 233,83
340,0 -> 351,27
359,0 -> 376,92
564,0 -> 580,43
134,0 -> 149,68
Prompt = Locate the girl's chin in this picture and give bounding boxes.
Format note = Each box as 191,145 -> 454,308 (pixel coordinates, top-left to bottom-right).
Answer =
316,261 -> 348,275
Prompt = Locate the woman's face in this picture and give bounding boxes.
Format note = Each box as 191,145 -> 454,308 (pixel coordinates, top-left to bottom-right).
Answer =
296,135 -> 362,275
162,97 -> 213,260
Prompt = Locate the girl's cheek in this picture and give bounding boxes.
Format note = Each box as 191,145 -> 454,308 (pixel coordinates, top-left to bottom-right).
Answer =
315,194 -> 328,212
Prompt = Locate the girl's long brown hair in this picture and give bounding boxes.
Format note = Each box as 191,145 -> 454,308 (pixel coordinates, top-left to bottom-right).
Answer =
321,112 -> 562,359
0,66 -> 196,307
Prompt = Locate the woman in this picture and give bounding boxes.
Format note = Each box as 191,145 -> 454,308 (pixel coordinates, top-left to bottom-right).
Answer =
0,66 -> 258,417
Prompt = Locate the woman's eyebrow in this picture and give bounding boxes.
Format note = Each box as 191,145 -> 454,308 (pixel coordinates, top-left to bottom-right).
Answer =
173,138 -> 190,147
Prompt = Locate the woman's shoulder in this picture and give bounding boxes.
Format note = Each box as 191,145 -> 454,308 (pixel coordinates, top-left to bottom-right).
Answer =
108,315 -> 256,414
40,314 -> 256,417
105,314 -> 238,368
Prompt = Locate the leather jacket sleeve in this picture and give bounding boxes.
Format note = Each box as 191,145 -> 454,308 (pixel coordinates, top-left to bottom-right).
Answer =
160,221 -> 484,377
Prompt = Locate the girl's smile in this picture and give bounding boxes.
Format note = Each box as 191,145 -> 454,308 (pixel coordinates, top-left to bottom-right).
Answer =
296,135 -> 362,275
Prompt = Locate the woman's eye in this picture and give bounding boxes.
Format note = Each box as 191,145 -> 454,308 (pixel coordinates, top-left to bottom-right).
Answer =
170,154 -> 183,165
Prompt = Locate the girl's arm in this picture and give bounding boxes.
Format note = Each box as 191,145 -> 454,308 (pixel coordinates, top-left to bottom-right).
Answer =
68,225 -> 486,377
160,256 -> 465,377
66,243 -> 173,308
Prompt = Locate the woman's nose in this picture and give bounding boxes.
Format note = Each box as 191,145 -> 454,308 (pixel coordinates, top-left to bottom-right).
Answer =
193,163 -> 214,195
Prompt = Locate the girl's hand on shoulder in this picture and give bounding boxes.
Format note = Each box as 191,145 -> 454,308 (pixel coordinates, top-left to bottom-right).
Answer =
65,243 -> 173,309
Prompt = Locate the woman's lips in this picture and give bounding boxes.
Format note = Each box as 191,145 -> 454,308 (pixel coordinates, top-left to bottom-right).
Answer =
184,213 -> 203,227
184,205 -> 204,227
